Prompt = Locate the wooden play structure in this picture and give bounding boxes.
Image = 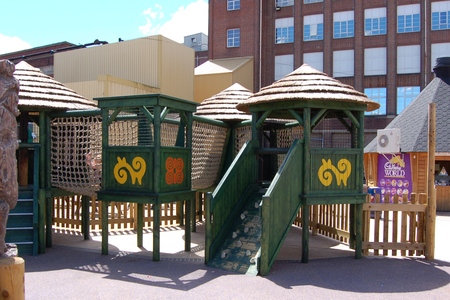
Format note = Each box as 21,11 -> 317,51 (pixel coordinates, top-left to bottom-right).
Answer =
6,59 -> 438,277
205,64 -> 380,275
95,94 -> 198,260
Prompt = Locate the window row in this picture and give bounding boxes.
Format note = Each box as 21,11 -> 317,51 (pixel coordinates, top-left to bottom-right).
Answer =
273,2 -> 450,44
274,42 -> 449,80
230,0 -> 322,10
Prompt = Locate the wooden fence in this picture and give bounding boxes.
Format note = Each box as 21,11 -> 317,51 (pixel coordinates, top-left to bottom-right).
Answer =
52,193 -> 206,232
293,192 -> 428,257
53,192 -> 428,258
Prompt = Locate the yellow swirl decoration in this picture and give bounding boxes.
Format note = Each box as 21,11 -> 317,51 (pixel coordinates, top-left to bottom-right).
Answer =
113,156 -> 146,185
318,158 -> 351,187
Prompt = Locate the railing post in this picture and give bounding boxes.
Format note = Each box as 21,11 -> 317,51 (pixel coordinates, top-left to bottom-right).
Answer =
426,103 -> 436,260
204,192 -> 212,263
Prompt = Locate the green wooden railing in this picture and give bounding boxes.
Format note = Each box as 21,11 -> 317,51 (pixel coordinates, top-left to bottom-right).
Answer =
205,140 -> 257,263
260,139 -> 304,275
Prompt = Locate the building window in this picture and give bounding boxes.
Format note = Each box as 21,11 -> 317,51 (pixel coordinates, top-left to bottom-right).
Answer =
364,48 -> 387,76
304,0 -> 323,3
275,18 -> 294,44
333,50 -> 354,77
397,45 -> 420,74
365,7 -> 387,36
303,52 -> 323,72
227,28 -> 240,47
432,43 -> 450,71
364,88 -> 387,115
276,0 -> 294,7
304,14 -> 324,41
275,54 -> 294,81
334,11 -> 355,39
432,1 -> 450,30
397,86 -> 420,114
227,0 -> 240,11
397,4 -> 420,33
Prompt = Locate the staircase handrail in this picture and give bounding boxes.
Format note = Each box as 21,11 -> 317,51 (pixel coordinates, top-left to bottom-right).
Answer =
205,139 -> 257,262
259,139 -> 304,275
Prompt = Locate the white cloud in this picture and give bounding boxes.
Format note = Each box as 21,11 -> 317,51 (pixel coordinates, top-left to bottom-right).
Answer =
0,33 -> 31,55
139,4 -> 164,36
140,0 -> 208,43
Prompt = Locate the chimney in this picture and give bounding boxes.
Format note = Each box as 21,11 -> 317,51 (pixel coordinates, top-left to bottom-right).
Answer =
433,57 -> 450,80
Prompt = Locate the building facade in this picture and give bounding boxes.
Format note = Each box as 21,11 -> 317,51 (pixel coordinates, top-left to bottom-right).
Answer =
208,0 -> 450,142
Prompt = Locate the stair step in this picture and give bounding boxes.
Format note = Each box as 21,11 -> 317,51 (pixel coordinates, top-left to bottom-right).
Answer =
208,190 -> 263,275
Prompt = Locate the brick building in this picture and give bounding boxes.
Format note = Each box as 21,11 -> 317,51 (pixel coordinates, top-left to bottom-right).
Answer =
208,0 -> 450,143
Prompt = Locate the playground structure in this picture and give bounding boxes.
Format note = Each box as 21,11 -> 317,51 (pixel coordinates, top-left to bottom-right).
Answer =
6,62 -> 435,276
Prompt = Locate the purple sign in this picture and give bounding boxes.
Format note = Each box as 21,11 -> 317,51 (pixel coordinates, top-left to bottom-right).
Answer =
377,153 -> 413,203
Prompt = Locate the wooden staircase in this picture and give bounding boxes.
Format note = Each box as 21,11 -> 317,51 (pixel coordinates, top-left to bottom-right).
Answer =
207,188 -> 264,275
6,188 -> 38,255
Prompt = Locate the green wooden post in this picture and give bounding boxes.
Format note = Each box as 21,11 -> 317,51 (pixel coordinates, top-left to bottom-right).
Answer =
185,199 -> 191,252
153,105 -> 161,261
137,203 -> 143,247
38,112 -> 47,252
38,189 -> 46,254
204,192 -> 212,263
101,200 -> 109,255
260,195 -> 270,275
82,196 -> 90,240
153,203 -> 160,261
302,108 -> 311,263
355,110 -> 365,259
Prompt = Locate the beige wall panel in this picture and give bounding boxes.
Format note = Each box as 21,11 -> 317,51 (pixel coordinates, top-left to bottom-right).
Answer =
232,60 -> 254,92
65,81 -> 103,104
54,36 -> 163,86
55,35 -> 194,101
194,73 -> 232,103
160,36 -> 195,101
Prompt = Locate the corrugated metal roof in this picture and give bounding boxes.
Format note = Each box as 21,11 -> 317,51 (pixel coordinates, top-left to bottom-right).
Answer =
365,76 -> 450,153
14,61 -> 98,111
237,64 -> 380,113
195,57 -> 253,75
195,83 -> 252,121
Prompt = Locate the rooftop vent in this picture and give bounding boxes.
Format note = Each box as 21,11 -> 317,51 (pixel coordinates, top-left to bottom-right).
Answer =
433,57 -> 450,80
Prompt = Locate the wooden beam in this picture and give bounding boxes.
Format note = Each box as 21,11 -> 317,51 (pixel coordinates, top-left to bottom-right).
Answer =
363,242 -> 425,251
288,109 -> 304,126
107,107 -> 123,126
256,110 -> 272,129
343,110 -> 360,128
426,103 -> 436,260
363,203 -> 427,212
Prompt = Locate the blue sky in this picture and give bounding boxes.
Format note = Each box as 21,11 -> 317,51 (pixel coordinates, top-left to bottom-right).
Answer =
0,0 -> 208,54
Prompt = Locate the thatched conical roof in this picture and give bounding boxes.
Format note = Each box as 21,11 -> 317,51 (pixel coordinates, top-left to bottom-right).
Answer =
14,61 -> 97,111
195,83 -> 252,121
237,64 -> 380,113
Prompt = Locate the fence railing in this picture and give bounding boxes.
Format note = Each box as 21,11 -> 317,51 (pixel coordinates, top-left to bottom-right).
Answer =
53,191 -> 428,258
362,193 -> 427,256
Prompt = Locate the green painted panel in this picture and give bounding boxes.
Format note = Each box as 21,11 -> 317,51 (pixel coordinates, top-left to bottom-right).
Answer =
310,149 -> 360,193
160,147 -> 191,192
104,147 -> 153,191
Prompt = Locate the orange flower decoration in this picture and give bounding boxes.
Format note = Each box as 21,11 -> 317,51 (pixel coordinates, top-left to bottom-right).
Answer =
165,157 -> 184,185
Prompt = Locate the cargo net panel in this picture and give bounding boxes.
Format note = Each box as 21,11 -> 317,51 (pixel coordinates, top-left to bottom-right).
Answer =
51,115 -> 102,197
191,121 -> 229,190
276,125 -> 304,167
108,108 -> 179,147
311,118 -> 353,149
234,126 -> 252,155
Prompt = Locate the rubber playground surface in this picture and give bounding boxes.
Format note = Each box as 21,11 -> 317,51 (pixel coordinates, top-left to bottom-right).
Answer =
23,212 -> 450,299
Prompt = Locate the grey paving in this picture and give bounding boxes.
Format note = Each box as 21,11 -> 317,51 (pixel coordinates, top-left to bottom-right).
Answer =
23,212 -> 450,299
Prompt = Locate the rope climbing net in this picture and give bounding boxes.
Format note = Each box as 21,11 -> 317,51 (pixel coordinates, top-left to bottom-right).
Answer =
50,113 -> 230,196
50,115 -> 102,197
